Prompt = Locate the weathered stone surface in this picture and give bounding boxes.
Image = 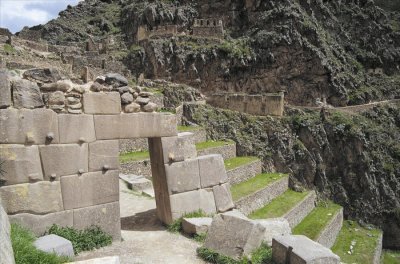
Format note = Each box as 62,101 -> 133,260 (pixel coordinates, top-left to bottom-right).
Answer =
94,115 -> 122,140
161,133 -> 197,164
83,92 -> 121,114
135,96 -> 150,105
140,113 -> 177,138
12,79 -> 44,109
272,235 -> 340,264
253,218 -> 291,246
23,68 -> 61,84
0,145 -> 43,185
165,159 -> 200,194
169,190 -> 202,220
48,91 -> 65,105
121,92 -> 134,104
68,256 -> 120,264
88,140 -> 119,172
142,102 -> 158,112
105,73 -> 128,88
0,70 -> 12,109
73,201 -> 121,240
199,188 -> 217,215
39,144 -> 88,179
182,217 -> 212,235
205,211 -> 266,259
124,103 -> 140,113
213,183 -> 235,213
119,174 -> 152,191
0,203 -> 15,264
0,182 -> 63,214
119,114 -> 141,138
198,154 -> 228,188
0,108 -> 59,144
58,114 -> 96,144
41,80 -> 73,92
34,234 -> 74,258
9,211 -> 73,236
61,170 -> 119,210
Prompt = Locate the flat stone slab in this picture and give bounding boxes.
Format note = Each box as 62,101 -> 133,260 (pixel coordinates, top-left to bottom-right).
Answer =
34,234 -> 74,258
272,235 -> 340,264
253,218 -> 291,246
83,92 -> 121,114
68,256 -> 120,264
119,174 -> 152,191
182,217 -> 212,235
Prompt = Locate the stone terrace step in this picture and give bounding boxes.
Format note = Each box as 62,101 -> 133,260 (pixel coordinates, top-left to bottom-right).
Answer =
177,126 -> 207,144
224,157 -> 262,185
332,220 -> 383,264
196,140 -> 236,160
231,173 -> 289,216
250,190 -> 317,228
119,151 -> 152,177
293,202 -> 343,248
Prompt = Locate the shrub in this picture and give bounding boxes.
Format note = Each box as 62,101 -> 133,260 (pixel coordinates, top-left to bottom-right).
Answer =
47,225 -> 112,255
11,224 -> 71,264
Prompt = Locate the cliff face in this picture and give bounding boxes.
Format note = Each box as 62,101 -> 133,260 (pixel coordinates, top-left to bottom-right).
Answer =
183,101 -> 400,249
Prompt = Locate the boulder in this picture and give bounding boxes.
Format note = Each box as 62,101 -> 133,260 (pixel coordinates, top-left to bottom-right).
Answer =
105,73 -> 128,88
182,217 -> 212,235
253,218 -> 291,246
124,103 -> 141,113
121,92 -> 134,104
142,102 -> 158,112
272,235 -> 340,264
23,68 -> 61,84
204,211 -> 266,259
0,70 -> 12,109
34,234 -> 74,258
12,79 -> 44,109
41,80 -> 73,92
135,96 -> 150,105
48,91 -> 65,105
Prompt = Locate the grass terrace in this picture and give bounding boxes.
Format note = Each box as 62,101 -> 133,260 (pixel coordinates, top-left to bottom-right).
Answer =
119,151 -> 150,163
383,250 -> 400,264
177,125 -> 204,132
249,190 -> 310,219
293,201 -> 342,240
230,173 -> 287,201
332,220 -> 382,263
224,156 -> 259,171
195,140 -> 235,151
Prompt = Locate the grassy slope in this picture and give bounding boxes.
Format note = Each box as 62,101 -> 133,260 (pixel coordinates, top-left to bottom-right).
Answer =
119,151 -> 149,163
249,190 -> 309,219
332,221 -> 382,264
177,125 -> 203,132
224,156 -> 259,171
383,250 -> 400,264
292,202 -> 342,240
230,173 -> 287,201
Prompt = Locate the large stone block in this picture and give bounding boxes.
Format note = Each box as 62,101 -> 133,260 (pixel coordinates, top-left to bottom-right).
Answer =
182,217 -> 212,235
204,211 -> 266,259
12,79 -> 44,109
199,188 -> 217,215
119,113 -> 141,138
165,159 -> 200,194
61,170 -> 119,210
34,234 -> 74,258
253,218 -> 291,246
83,92 -> 121,114
39,144 -> 88,179
0,145 -> 43,185
272,235 -> 340,264
0,203 -> 15,264
73,202 -> 121,240
161,133 -> 197,164
58,114 -> 96,144
0,70 -> 12,109
0,108 -> 59,144
198,154 -> 228,188
88,140 -> 119,172
9,211 -> 73,236
169,190 -> 201,220
213,183 -> 235,213
94,115 -> 121,140
0,182 -> 63,214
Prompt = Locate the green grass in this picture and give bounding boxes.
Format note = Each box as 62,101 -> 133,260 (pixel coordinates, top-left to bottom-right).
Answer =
3,44 -> 16,54
177,125 -> 203,132
230,173 -> 287,201
383,250 -> 400,264
292,201 -> 342,240
47,225 -> 112,255
196,140 -> 235,151
11,224 -> 71,264
119,151 -> 149,163
332,220 -> 382,264
249,190 -> 310,219
224,157 -> 259,171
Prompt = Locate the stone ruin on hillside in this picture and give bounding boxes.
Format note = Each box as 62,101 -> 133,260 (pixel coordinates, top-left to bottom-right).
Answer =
0,68 -> 235,240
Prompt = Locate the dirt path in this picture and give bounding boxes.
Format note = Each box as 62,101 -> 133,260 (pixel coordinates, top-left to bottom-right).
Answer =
75,181 -> 206,264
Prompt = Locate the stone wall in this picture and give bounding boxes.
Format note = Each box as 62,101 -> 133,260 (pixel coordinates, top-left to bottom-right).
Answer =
137,25 -> 178,42
9,36 -> 48,52
316,208 -> 343,248
192,19 -> 224,38
0,202 -> 15,264
206,92 -> 285,116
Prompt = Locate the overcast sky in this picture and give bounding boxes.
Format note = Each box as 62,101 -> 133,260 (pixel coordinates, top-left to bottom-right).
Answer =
0,0 -> 82,33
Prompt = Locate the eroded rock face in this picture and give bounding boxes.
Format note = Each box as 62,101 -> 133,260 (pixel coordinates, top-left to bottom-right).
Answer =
12,79 -> 44,109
